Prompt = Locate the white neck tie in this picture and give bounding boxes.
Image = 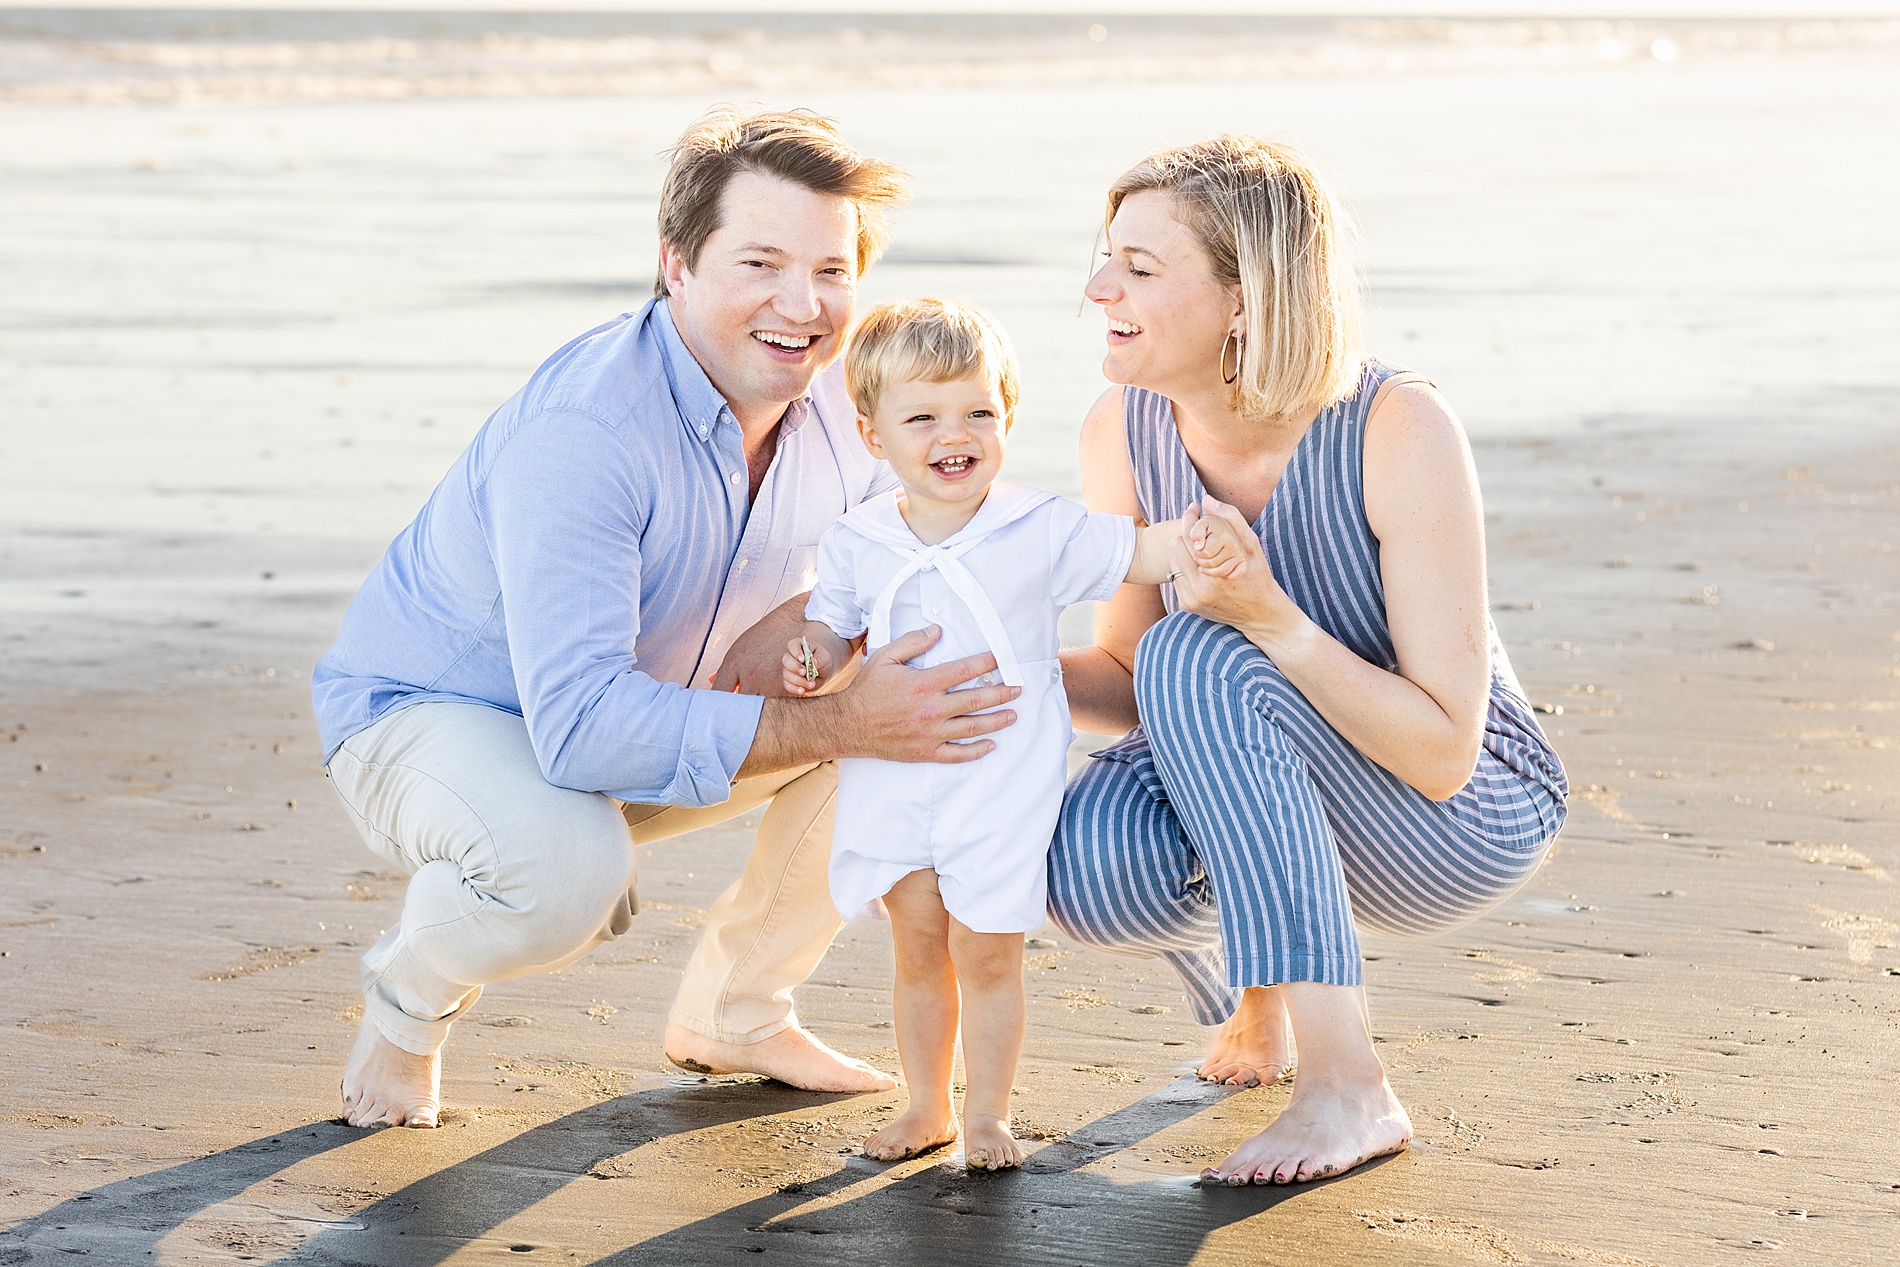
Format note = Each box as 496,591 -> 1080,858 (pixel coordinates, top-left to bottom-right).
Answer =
867,536 -> 1023,689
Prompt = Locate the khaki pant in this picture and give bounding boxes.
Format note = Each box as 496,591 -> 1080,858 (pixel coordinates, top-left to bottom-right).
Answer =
325,700 -> 840,1056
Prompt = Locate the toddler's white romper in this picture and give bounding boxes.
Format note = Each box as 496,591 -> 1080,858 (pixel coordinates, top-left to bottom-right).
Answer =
806,482 -> 1136,933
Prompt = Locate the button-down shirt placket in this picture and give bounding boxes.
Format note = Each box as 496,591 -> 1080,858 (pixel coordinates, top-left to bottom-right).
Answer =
690,400 -> 808,689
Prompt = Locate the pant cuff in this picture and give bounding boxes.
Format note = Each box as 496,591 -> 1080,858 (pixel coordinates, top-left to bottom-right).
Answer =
1157,949 -> 1238,1026
360,929 -> 478,1056
1225,952 -> 1365,989
362,987 -> 467,1056
665,1007 -> 797,1047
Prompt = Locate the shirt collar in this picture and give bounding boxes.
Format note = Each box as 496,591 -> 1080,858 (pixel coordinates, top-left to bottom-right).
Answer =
650,296 -> 815,443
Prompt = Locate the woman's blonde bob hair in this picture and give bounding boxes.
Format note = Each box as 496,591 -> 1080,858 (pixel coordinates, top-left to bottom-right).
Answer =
844,297 -> 1021,424
1107,135 -> 1362,419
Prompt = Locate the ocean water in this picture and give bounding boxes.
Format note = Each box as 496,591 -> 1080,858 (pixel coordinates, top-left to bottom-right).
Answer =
2,12 -> 1897,682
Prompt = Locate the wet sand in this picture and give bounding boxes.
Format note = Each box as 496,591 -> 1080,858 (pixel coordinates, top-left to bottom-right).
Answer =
4,15 -> 1900,1265
8,418 -> 1900,1264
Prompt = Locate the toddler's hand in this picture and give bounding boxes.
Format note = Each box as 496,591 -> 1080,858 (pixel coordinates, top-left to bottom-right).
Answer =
1188,499 -> 1248,580
781,636 -> 836,697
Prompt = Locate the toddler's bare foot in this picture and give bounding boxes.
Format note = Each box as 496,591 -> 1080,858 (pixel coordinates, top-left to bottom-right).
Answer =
862,1105 -> 959,1162
1199,985 -> 1296,1087
340,1015 -> 440,1128
665,1020 -> 895,1093
1201,1073 -> 1411,1186
961,1114 -> 1024,1171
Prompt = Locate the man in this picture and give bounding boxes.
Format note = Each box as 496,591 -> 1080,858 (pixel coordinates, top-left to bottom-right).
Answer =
311,108 -> 1022,1127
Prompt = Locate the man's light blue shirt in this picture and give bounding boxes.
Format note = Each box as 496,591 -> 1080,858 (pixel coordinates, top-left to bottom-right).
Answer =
312,298 -> 895,807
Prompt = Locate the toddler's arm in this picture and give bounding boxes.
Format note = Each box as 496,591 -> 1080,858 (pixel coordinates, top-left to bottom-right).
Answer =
781,621 -> 853,697
1125,518 -> 1186,585
1123,508 -> 1249,586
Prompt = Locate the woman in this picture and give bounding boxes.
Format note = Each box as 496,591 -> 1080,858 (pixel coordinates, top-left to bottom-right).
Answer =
1049,136 -> 1567,1186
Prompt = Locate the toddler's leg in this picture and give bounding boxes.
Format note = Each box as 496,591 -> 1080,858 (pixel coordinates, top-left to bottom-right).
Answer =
863,870 -> 962,1162
947,920 -> 1027,1171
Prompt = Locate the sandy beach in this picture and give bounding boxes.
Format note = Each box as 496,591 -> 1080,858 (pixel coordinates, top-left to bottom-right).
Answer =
3,11 -> 1899,1264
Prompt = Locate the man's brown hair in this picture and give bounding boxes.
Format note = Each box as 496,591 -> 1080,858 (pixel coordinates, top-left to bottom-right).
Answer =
654,107 -> 911,297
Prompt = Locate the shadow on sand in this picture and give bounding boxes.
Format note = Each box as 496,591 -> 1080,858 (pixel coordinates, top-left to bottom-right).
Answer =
1,1077 -> 1375,1265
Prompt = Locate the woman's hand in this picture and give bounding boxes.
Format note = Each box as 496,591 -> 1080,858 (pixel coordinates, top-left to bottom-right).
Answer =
1170,498 -> 1313,656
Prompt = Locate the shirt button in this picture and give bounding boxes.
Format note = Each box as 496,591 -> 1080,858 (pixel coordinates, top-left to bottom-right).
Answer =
736,559 -> 748,571
696,424 -> 708,437
729,471 -> 742,485
931,605 -> 942,616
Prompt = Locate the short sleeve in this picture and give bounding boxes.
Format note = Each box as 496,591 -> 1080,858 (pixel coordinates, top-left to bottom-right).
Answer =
804,525 -> 868,640
1046,497 -> 1138,609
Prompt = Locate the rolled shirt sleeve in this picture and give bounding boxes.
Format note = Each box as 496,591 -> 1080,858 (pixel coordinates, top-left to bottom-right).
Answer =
479,408 -> 761,806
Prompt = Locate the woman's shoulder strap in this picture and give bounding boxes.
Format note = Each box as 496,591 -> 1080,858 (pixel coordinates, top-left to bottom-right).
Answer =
1360,360 -> 1437,417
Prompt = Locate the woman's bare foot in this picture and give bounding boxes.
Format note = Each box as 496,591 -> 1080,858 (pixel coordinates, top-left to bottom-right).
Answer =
1199,985 -> 1296,1087
664,1020 -> 896,1093
340,1015 -> 440,1128
862,1105 -> 959,1162
1202,1072 -> 1412,1186
962,1114 -> 1025,1172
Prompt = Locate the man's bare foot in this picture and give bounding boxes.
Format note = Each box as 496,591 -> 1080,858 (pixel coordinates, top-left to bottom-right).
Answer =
962,1114 -> 1024,1171
340,1015 -> 440,1129
1201,1073 -> 1412,1186
663,1020 -> 896,1093
862,1105 -> 959,1162
1199,985 -> 1296,1087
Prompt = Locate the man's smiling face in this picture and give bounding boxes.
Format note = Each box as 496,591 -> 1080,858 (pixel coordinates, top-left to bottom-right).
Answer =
661,170 -> 860,426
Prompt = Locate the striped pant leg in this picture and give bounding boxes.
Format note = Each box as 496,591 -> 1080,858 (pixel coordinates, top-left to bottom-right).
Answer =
1047,752 -> 1241,1025
1135,612 -> 1554,989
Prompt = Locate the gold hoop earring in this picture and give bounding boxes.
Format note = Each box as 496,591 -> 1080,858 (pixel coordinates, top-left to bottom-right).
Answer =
1219,331 -> 1241,386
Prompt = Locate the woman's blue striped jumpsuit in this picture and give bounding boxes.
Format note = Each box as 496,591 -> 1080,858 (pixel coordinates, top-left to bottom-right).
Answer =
1047,364 -> 1568,1025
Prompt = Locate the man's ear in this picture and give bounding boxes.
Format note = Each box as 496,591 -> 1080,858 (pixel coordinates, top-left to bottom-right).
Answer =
856,413 -> 885,459
658,241 -> 691,300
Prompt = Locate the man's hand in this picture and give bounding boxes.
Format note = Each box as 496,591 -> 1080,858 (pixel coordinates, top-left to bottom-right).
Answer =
711,592 -> 816,697
736,625 -> 1021,778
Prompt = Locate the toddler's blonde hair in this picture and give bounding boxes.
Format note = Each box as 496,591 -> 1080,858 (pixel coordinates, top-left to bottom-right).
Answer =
844,298 -> 1021,425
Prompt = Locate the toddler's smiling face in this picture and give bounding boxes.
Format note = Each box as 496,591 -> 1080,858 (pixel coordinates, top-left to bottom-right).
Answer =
858,372 -> 1010,525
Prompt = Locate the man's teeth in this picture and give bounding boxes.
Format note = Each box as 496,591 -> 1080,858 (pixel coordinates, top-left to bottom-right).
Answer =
933,456 -> 974,473
1108,319 -> 1142,335
753,332 -> 815,349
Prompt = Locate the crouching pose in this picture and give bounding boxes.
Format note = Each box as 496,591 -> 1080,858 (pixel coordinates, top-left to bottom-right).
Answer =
312,110 -> 1030,1128
1050,136 -> 1568,1186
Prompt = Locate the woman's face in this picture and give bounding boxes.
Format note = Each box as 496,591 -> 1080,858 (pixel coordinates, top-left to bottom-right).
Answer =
1085,190 -> 1241,401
